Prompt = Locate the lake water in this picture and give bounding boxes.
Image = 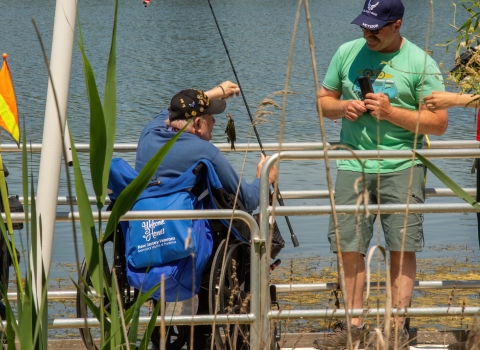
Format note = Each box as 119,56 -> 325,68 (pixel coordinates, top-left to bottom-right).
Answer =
0,0 -> 478,283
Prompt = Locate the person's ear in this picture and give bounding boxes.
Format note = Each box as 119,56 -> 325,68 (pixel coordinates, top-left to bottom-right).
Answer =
194,117 -> 202,129
393,19 -> 402,32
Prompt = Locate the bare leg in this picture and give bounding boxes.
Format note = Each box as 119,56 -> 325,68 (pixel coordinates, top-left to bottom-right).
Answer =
390,251 -> 416,326
340,252 -> 365,326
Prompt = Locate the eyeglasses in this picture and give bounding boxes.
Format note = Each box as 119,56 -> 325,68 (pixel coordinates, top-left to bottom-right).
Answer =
361,20 -> 397,35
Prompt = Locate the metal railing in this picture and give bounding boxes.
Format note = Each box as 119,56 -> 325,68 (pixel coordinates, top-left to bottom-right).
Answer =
2,209 -> 262,344
3,142 -> 480,348
257,147 -> 480,348
0,140 -> 478,153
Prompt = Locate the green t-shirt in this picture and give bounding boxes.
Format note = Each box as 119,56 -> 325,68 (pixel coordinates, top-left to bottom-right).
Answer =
323,37 -> 445,173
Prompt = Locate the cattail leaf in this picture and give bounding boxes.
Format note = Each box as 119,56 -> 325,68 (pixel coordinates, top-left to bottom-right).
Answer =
416,152 -> 480,211
69,128 -> 102,295
77,22 -> 107,208
108,268 -> 121,348
138,298 -> 161,350
1,287 -> 18,349
126,281 -> 161,347
101,0 -> 119,208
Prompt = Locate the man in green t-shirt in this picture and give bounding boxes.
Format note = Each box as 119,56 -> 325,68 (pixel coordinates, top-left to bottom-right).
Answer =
314,0 -> 448,349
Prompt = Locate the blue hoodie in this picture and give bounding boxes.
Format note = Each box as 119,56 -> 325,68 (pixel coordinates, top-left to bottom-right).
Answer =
135,110 -> 260,211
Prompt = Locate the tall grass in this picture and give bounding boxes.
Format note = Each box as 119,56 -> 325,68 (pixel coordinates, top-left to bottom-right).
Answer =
0,0 -> 188,348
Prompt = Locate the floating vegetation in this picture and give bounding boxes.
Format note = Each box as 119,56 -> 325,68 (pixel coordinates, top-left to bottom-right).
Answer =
270,249 -> 480,334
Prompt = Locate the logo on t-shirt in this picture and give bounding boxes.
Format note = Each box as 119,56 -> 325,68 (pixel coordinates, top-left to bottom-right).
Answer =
352,68 -> 398,100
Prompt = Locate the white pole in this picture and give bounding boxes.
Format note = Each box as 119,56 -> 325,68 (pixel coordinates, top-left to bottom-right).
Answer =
63,121 -> 73,166
32,0 -> 78,308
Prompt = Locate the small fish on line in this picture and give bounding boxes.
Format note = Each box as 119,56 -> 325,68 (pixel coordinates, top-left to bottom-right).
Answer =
225,113 -> 236,150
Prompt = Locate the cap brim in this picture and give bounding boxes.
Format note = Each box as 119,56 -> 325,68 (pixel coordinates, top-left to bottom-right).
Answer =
204,99 -> 227,115
351,13 -> 389,30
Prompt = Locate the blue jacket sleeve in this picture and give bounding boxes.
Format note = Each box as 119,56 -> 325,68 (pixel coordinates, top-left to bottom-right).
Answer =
210,151 -> 260,212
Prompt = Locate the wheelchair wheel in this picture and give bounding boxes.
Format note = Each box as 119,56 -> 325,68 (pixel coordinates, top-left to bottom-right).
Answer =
0,232 -> 9,299
150,318 -> 188,350
209,239 -> 250,350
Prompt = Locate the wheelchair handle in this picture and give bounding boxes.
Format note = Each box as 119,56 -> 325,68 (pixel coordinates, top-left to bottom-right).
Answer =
192,163 -> 205,176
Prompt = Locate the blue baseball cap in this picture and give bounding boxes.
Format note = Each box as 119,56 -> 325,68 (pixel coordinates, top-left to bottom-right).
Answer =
351,0 -> 404,31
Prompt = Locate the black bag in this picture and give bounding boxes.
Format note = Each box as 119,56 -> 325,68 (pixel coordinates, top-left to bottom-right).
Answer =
0,195 -> 24,231
0,194 -> 23,266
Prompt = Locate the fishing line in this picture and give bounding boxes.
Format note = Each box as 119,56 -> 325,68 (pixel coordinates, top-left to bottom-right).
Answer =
206,0 -> 299,247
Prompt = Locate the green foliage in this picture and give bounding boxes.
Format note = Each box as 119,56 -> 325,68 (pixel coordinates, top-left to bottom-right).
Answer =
416,152 -> 480,211
416,152 -> 480,248
138,298 -> 161,350
1,0 -> 181,348
442,1 -> 480,94
72,0 -> 187,347
0,121 -> 51,349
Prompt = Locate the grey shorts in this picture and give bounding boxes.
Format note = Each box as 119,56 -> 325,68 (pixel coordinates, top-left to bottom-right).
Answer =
328,165 -> 425,255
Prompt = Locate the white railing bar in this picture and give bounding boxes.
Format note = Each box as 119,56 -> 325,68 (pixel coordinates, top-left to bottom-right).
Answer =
1,140 -> 478,153
0,314 -> 256,330
6,290 -> 100,300
275,149 -> 480,160
270,188 -> 476,200
269,307 -> 480,319
7,279 -> 478,301
274,280 -> 480,293
4,209 -> 260,224
17,188 -> 478,206
2,306 -> 476,329
268,203 -> 479,216
3,203 -> 477,223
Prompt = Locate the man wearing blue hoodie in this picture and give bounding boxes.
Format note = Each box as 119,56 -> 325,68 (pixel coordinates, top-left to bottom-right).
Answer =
136,81 -> 277,211
135,81 -> 277,350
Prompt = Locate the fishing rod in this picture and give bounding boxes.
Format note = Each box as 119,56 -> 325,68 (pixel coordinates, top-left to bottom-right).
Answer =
206,0 -> 299,248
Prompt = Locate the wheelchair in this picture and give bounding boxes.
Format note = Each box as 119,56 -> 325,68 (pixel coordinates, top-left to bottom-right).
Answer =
75,217 -> 282,350
76,159 -> 283,349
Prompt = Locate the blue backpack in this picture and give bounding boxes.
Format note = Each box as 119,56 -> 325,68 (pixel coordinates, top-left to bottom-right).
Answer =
108,158 -> 246,302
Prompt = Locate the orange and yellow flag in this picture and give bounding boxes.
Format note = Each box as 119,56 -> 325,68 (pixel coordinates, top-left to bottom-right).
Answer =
0,53 -> 19,145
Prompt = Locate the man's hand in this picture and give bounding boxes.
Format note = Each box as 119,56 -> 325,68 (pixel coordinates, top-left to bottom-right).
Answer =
344,100 -> 367,121
205,81 -> 240,100
364,92 -> 394,120
219,81 -> 241,99
256,154 -> 278,184
362,92 -> 448,136
318,86 -> 367,121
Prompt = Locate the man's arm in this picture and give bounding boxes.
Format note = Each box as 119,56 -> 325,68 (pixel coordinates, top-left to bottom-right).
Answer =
424,91 -> 479,110
205,81 -> 240,100
317,87 -> 367,121
364,92 -> 448,136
